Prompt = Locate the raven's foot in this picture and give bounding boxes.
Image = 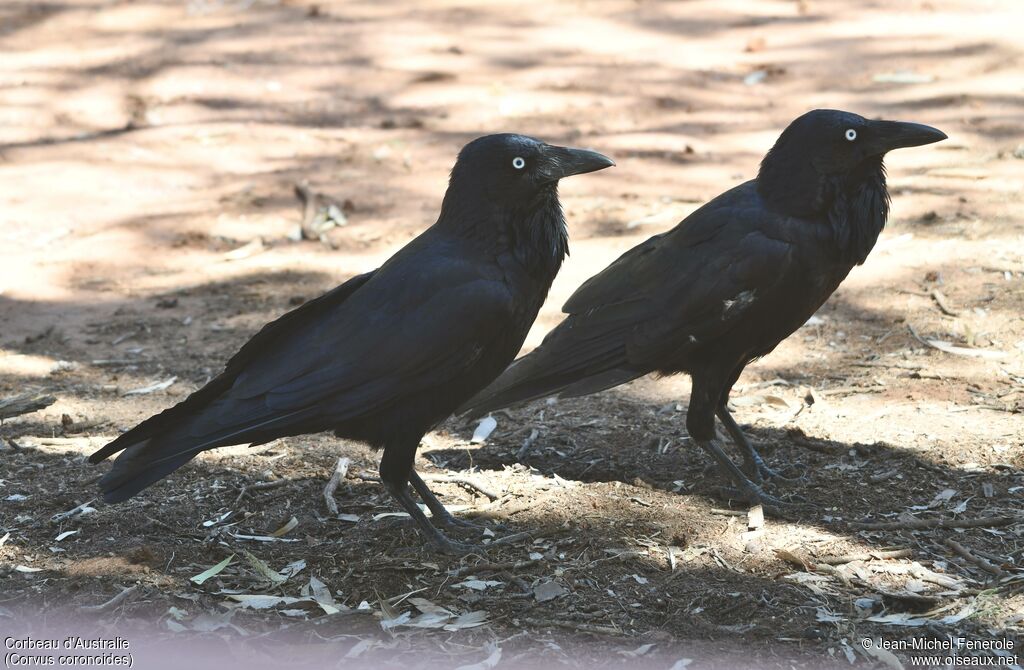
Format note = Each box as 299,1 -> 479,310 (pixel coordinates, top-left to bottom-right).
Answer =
696,438 -> 809,516
717,406 -> 807,484
432,509 -> 509,533
740,450 -> 807,484
407,470 -> 508,533
384,480 -> 486,555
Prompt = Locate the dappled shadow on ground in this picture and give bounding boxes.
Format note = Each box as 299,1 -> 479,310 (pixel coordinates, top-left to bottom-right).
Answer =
3,426 -> 1021,664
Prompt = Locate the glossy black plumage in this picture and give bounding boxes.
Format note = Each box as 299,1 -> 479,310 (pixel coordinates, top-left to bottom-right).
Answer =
461,110 -> 946,511
90,133 -> 613,552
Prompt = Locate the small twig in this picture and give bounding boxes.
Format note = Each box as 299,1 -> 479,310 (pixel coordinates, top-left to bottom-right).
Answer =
79,585 -> 138,612
851,361 -> 924,371
818,548 -> 912,565
849,516 -> 1021,531
386,586 -> 429,606
485,530 -> 534,547
931,289 -> 960,316
294,181 -> 318,233
323,457 -> 351,516
235,478 -> 289,506
907,323 -> 932,348
868,469 -> 899,484
449,558 -> 541,578
944,538 -> 1005,576
516,428 -> 539,461
709,508 -> 747,517
468,495 -> 541,520
521,617 -> 625,637
421,474 -> 499,501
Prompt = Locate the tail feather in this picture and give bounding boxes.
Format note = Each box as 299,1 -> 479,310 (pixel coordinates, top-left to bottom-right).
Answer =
98,439 -> 197,503
460,340 -> 642,418
93,405 -> 316,502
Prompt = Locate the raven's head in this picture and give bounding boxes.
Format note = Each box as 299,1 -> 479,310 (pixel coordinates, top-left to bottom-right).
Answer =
757,110 -> 945,265
446,133 -> 614,211
758,109 -> 946,218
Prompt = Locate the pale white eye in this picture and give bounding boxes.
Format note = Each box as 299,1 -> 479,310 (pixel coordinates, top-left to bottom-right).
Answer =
845,128 -> 857,141
512,156 -> 525,169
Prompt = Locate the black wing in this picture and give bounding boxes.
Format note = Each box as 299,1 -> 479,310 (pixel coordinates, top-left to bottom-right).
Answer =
92,235 -> 515,501
462,183 -> 796,414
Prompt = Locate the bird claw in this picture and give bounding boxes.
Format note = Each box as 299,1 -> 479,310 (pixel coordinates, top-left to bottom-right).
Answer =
742,458 -> 807,485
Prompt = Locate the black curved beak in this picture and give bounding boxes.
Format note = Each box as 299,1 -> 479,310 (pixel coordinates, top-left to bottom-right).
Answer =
538,145 -> 615,183
867,120 -> 947,154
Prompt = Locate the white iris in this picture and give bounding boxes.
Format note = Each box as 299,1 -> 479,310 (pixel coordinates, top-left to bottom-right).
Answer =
512,156 -> 525,169
845,128 -> 857,141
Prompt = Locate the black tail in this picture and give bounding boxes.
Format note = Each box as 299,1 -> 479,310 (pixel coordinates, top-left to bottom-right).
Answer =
458,341 -> 643,419
90,270 -> 376,502
92,404 -> 315,503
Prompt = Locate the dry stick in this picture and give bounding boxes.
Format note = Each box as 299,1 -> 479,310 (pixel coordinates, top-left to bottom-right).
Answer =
516,428 -> 540,461
420,474 -> 500,501
469,495 -> 545,520
943,538 -> 1005,577
485,530 -> 534,547
0,393 -> 56,421
849,516 -> 1021,531
235,478 -> 289,506
522,617 -> 624,637
449,558 -> 541,578
868,469 -> 899,484
79,585 -> 138,612
818,548 -> 913,565
851,361 -> 924,370
931,289 -> 960,316
323,457 -> 351,515
709,508 -> 747,517
349,470 -> 498,501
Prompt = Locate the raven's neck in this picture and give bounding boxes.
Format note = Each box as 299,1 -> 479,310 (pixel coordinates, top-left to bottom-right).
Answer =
436,187 -> 568,280
758,156 -> 890,266
824,158 -> 890,266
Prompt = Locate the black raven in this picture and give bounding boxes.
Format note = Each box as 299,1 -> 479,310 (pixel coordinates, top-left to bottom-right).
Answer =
89,134 -> 614,552
460,110 -> 946,511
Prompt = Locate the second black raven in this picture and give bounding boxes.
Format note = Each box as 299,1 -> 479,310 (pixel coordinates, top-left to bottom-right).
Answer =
89,134 -> 613,553
460,110 -> 946,511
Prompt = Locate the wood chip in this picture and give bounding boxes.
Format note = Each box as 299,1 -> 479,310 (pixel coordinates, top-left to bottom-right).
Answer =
323,457 -> 350,516
930,289 -> 960,316
0,393 -> 57,420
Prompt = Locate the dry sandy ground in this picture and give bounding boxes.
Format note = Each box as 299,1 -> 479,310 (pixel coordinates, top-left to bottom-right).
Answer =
1,0 -> 1023,668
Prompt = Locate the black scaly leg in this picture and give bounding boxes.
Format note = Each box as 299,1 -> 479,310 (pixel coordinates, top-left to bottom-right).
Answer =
379,438 -> 479,555
689,369 -> 803,515
716,405 -> 781,483
407,470 -> 493,531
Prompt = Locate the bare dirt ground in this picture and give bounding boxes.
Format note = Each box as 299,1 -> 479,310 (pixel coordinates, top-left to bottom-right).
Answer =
1,0 -> 1023,668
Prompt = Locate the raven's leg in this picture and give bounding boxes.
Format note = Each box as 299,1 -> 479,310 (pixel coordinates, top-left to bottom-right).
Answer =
689,370 -> 801,514
379,442 -> 478,555
407,470 -> 493,531
694,438 -> 800,514
715,366 -> 791,483
716,405 -> 778,483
